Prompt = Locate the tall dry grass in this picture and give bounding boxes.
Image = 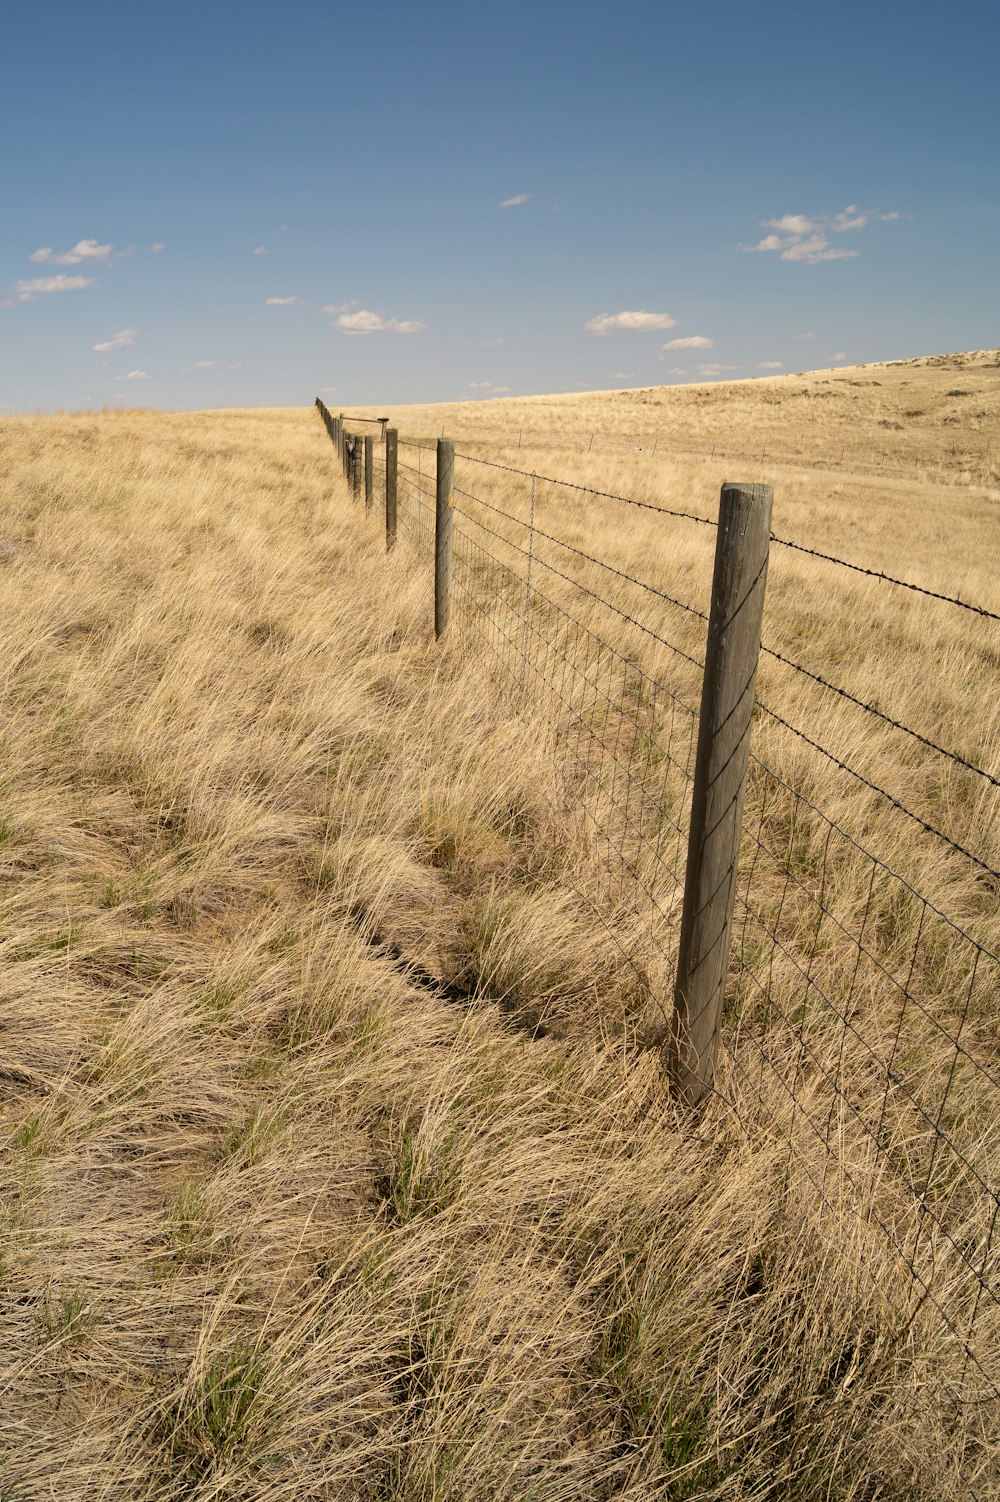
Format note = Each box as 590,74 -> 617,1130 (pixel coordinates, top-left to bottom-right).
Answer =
0,361 -> 997,1500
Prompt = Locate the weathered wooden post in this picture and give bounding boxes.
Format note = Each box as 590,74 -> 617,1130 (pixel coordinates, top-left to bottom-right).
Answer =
435,438 -> 455,638
668,481 -> 773,1107
338,414 -> 345,470
352,436 -> 363,499
385,427 -> 398,551
364,435 -> 374,513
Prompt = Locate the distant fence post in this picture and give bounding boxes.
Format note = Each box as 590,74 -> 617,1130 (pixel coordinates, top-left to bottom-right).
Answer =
385,427 -> 398,551
435,438 -> 455,638
364,435 -> 374,513
668,481 -> 773,1108
338,414 -> 345,469
352,436 -> 363,499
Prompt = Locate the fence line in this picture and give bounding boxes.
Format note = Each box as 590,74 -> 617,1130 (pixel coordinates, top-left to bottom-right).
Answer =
410,421 -> 998,488
314,398 -> 999,1450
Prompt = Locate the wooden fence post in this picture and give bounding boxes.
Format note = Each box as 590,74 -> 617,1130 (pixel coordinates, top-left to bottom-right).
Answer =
435,438 -> 455,638
364,435 -> 374,513
338,415 -> 345,469
385,427 -> 398,551
668,481 -> 773,1107
352,436 -> 363,499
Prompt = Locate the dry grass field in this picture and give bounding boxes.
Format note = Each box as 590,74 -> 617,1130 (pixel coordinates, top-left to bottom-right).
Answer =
0,351 -> 997,1500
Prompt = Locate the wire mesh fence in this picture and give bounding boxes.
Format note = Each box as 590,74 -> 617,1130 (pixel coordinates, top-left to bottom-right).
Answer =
320,401 -> 999,1443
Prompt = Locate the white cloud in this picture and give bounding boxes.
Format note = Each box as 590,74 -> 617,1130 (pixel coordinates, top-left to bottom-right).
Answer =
662,335 -> 714,350
782,234 -> 858,263
92,328 -> 137,352
668,367 -> 687,376
321,300 -> 358,314
117,370 -> 149,381
612,371 -> 634,380
754,361 -> 783,370
500,193 -> 533,207
228,361 -> 242,369
745,234 -> 787,253
830,352 -> 848,363
149,242 -> 166,253
180,360 -> 216,372
333,308 -> 427,335
742,204 -> 897,264
830,206 -> 869,232
320,386 -> 337,393
11,273 -> 95,304
735,204 -> 900,265
584,310 -> 677,335
763,214 -> 817,237
30,238 -> 114,266
698,363 -> 741,377
468,381 -> 511,394
265,295 -> 302,305
794,330 -> 816,340
253,245 -> 268,255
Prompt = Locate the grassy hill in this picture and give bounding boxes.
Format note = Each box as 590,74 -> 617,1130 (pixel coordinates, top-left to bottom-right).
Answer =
0,355 -> 997,1499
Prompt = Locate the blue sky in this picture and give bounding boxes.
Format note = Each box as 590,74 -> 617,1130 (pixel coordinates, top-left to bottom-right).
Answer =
3,0 -> 998,412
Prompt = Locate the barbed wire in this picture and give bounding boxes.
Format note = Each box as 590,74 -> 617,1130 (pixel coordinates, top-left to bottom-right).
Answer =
747,751 -> 1000,968
760,644 -> 1000,788
451,509 -> 701,729
453,484 -> 710,622
393,433 -> 999,622
453,451 -> 719,527
452,497 -> 706,676
453,467 -> 998,787
390,425 -> 998,620
768,533 -> 1000,622
397,459 -> 437,498
741,769 -> 1000,1090
756,701 -> 1000,882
